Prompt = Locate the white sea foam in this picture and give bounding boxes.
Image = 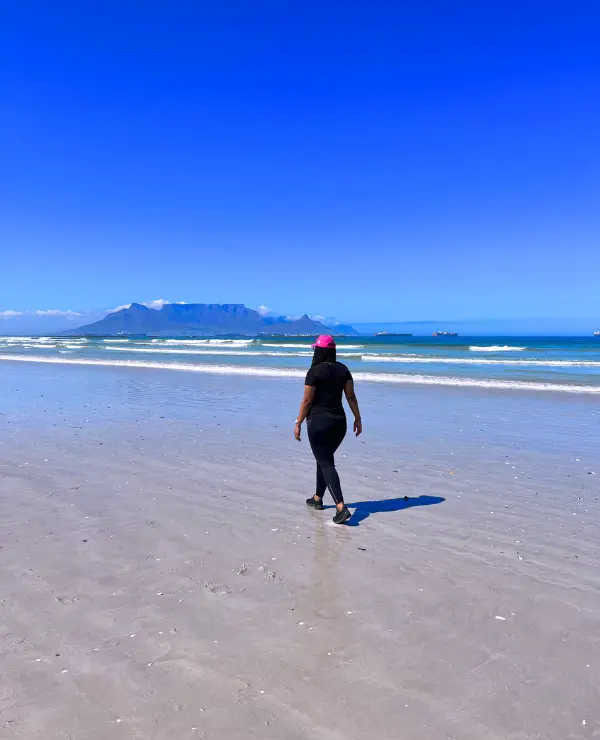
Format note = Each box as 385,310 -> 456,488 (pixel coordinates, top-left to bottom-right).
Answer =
104,346 -> 313,357
469,345 -> 526,352
20,344 -> 58,349
1,343 -> 59,349
261,343 -> 315,349
360,355 -> 600,367
261,343 -> 365,349
152,339 -> 255,346
102,338 -> 129,342
0,336 -> 56,343
1,355 -> 599,393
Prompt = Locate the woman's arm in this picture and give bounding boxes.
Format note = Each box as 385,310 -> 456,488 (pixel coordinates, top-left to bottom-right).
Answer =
294,385 -> 316,441
344,378 -> 363,436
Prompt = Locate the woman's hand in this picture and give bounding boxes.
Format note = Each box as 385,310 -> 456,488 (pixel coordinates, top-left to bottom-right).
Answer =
354,419 -> 363,437
295,386 -> 315,442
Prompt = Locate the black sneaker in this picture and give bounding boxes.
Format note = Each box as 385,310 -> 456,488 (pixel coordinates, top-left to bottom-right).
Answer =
306,496 -> 324,511
333,506 -> 352,525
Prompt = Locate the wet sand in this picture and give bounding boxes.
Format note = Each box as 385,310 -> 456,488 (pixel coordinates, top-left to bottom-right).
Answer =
1,362 -> 599,739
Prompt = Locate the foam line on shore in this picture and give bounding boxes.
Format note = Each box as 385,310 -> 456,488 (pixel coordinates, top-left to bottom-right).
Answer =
469,345 -> 526,351
2,354 -> 600,393
103,347 -> 314,357
361,355 -> 600,367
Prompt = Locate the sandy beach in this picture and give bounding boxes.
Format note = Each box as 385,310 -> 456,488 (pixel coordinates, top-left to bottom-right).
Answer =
1,361 -> 599,739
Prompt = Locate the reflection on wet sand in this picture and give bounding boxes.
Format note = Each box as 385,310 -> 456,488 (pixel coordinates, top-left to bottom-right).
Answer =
288,519 -> 356,696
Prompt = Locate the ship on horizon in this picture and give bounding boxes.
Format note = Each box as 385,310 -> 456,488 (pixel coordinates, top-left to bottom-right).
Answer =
594,330 -> 600,337
432,331 -> 459,337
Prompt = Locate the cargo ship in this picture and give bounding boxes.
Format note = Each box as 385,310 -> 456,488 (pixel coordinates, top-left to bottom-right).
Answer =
432,331 -> 458,337
594,330 -> 600,337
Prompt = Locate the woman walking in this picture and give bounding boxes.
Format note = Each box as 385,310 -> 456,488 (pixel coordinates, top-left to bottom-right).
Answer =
294,335 -> 362,524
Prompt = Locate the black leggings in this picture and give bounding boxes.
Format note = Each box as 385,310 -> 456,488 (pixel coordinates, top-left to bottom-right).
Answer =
307,416 -> 347,505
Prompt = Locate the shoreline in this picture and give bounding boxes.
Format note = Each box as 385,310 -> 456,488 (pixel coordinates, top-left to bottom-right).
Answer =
2,353 -> 600,394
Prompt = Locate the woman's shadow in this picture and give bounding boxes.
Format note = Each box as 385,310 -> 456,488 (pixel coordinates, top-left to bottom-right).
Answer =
326,495 -> 445,526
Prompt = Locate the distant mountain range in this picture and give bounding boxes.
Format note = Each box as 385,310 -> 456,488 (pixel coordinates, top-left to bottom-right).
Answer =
62,303 -> 358,337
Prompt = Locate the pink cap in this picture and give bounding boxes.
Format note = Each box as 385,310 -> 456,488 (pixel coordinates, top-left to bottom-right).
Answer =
312,334 -> 336,349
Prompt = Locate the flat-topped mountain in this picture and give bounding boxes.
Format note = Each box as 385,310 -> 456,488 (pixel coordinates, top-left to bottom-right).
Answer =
63,303 -> 357,337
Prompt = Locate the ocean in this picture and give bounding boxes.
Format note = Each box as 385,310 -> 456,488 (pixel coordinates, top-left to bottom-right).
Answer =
1,335 -> 600,393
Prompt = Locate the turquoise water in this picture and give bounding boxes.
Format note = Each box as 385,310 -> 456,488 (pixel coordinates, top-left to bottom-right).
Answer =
1,335 -> 600,393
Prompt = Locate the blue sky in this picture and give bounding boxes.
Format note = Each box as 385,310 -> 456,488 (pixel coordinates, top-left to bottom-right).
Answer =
1,1 -> 599,332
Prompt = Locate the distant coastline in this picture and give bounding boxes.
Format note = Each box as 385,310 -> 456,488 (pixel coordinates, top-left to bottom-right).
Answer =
61,302 -> 359,337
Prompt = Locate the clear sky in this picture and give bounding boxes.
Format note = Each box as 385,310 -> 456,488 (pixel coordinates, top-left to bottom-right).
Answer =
1,1 -> 599,331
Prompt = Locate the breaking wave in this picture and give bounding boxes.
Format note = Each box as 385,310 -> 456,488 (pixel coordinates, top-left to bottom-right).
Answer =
152,338 -> 255,346
360,355 -> 600,367
469,345 -> 526,352
104,347 -> 313,357
1,355 -> 599,394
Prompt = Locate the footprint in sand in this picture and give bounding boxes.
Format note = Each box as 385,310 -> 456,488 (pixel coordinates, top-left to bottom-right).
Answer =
55,595 -> 81,605
232,563 -> 251,576
101,637 -> 122,650
258,565 -> 279,583
201,581 -> 231,595
8,637 -> 34,653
